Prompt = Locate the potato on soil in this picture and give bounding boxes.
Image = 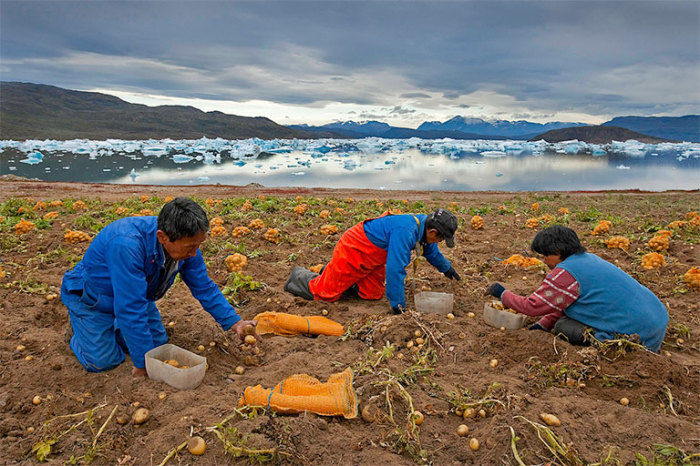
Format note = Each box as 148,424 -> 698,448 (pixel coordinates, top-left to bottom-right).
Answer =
457,424 -> 469,436
540,413 -> 561,426
469,438 -> 480,451
241,325 -> 256,336
188,436 -> 207,455
132,407 -> 150,425
244,335 -> 257,345
234,365 -> 246,375
361,403 -> 380,423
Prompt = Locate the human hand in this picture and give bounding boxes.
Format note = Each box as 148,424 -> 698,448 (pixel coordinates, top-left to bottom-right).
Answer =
528,322 -> 548,332
231,319 -> 262,343
486,282 -> 506,299
132,367 -> 148,377
444,266 -> 461,281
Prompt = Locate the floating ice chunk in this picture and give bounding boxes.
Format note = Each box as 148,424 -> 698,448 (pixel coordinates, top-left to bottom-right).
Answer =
616,165 -> 631,170
129,168 -> 140,181
292,171 -> 306,176
9,166 -> 16,171
173,154 -> 194,164
20,151 -> 44,164
592,149 -> 607,156
197,176 -> 210,182
481,151 -> 506,158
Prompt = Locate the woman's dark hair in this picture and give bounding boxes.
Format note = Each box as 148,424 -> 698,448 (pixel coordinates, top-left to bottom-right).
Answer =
531,225 -> 586,259
157,197 -> 209,241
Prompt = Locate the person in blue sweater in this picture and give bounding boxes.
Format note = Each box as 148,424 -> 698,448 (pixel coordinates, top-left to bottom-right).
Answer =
285,208 -> 461,313
486,225 -> 669,352
61,197 -> 258,376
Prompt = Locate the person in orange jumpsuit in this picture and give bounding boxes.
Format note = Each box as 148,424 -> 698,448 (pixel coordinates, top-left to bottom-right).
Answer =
285,208 -> 460,313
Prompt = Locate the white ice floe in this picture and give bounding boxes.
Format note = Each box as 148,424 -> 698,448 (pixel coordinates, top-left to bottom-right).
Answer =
1,137 -> 698,162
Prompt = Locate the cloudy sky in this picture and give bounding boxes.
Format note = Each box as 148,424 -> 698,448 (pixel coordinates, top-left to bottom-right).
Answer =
1,1 -> 698,127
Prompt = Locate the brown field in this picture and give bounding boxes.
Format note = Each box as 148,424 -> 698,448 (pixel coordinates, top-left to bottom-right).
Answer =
0,180 -> 698,465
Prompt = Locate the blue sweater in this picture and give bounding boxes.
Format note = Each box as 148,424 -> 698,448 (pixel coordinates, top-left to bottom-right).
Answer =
363,214 -> 451,308
64,216 -> 240,367
558,253 -> 668,352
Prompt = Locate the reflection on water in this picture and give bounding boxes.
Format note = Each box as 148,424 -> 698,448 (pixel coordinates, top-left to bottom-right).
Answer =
1,148 -> 698,191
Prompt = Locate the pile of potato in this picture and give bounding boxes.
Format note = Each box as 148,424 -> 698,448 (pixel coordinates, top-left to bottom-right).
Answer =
64,230 -> 91,244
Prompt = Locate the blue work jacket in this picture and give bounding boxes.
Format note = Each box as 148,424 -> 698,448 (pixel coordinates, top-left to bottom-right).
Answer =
363,213 -> 452,308
63,216 -> 240,367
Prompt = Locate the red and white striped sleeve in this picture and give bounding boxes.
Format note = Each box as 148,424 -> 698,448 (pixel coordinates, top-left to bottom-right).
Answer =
501,267 -> 580,330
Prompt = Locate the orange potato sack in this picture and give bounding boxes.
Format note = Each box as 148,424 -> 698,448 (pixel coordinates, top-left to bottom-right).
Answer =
64,230 -> 91,244
471,215 -> 484,230
335,207 -> 346,215
73,200 -> 87,210
684,267 -> 699,290
15,219 -> 36,234
49,200 -> 63,207
310,264 -> 324,273
138,209 -> 154,216
320,224 -> 339,235
605,236 -> 630,251
34,201 -> 47,210
558,207 -> 570,215
319,210 -> 331,219
209,216 -> 224,227
242,200 -> 253,211
232,226 -> 252,238
264,228 -> 280,243
294,204 -> 309,215
592,220 -> 612,236
655,229 -> 673,238
205,198 -> 215,207
647,235 -> 669,252
525,218 -> 540,229
225,253 -> 248,273
43,212 -> 59,220
249,218 -> 265,230
530,202 -> 540,211
164,196 -> 174,203
667,221 -> 688,230
210,226 -> 227,237
686,211 -> 699,220
140,195 -> 150,203
641,252 -> 665,270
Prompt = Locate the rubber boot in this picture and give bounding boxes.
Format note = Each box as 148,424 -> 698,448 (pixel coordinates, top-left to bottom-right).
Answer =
284,266 -> 318,300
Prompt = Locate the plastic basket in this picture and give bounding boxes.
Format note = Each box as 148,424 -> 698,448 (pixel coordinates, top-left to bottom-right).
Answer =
483,302 -> 528,330
414,292 -> 454,315
145,344 -> 207,390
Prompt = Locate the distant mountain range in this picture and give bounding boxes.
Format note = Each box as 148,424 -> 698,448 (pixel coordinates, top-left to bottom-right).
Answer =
1,82 -> 698,142
529,126 -> 671,144
0,82 -> 333,140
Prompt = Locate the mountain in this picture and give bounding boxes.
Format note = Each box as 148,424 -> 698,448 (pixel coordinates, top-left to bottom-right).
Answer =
529,125 -> 672,144
290,120 -> 507,140
601,115 -> 699,142
0,82 -> 334,140
417,116 -> 587,139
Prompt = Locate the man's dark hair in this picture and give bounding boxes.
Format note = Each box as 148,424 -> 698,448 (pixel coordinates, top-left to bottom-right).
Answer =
531,225 -> 586,259
157,197 -> 209,241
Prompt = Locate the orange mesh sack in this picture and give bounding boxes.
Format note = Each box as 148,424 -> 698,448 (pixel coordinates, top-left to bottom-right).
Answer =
238,368 -> 358,419
254,312 -> 344,337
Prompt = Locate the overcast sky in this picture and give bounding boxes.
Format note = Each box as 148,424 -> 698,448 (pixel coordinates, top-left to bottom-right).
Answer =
1,1 -> 698,127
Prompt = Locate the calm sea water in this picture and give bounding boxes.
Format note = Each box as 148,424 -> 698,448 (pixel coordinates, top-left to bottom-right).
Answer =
1,143 -> 698,191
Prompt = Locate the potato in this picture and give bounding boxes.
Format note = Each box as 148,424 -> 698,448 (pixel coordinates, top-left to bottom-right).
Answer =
25,355 -> 34,361
163,359 -> 179,368
132,407 -> 150,425
27,426 -> 35,433
32,395 -> 41,405
16,345 -> 26,352
467,312 -> 476,318
539,413 -> 561,426
116,415 -> 129,425
158,392 -> 167,400
446,313 -> 455,320
411,410 -> 424,425
477,409 -> 486,418
234,365 -> 246,375
197,345 -> 205,352
361,403 -> 380,423
463,408 -> 476,419
209,341 -> 216,347
620,397 -> 630,406
489,359 -> 499,368
415,337 -> 425,345
321,309 -> 329,316
457,424 -> 469,437
414,330 -> 422,338
244,335 -> 257,345
469,438 -> 480,451
188,436 -> 207,455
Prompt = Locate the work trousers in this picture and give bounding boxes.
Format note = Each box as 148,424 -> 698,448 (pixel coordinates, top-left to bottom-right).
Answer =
309,222 -> 388,303
61,272 -> 167,372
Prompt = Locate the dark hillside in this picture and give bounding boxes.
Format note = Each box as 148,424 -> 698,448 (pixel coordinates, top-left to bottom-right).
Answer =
529,125 -> 672,144
0,82 -> 334,140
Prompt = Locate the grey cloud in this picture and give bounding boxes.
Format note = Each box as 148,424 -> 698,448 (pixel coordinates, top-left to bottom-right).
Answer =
1,0 -> 698,119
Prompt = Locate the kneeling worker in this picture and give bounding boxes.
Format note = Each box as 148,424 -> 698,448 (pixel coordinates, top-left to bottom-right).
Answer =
61,197 -> 258,376
285,208 -> 461,313
486,225 -> 668,352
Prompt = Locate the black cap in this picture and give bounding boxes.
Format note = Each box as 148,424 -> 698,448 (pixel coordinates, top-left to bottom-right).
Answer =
428,208 -> 458,247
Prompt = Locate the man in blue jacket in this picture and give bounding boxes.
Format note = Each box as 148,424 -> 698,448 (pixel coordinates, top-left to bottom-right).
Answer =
61,197 -> 257,376
285,208 -> 460,313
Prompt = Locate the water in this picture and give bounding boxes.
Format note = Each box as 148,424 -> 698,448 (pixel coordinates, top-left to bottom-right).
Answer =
1,138 -> 698,191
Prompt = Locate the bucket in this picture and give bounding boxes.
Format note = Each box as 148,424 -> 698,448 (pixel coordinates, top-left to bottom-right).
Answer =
414,291 -> 454,315
483,301 -> 528,330
145,344 -> 207,390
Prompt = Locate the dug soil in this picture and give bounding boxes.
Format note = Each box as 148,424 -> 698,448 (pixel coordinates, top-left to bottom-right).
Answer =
0,180 -> 698,465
